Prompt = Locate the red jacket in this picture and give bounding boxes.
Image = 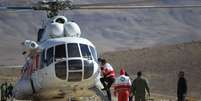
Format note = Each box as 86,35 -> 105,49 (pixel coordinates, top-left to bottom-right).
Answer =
114,69 -> 131,95
101,63 -> 115,78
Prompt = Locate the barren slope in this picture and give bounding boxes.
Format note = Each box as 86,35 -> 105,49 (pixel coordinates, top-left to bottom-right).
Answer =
1,0 -> 201,65
102,41 -> 201,99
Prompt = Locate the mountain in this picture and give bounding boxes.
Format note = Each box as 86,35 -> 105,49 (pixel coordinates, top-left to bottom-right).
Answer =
0,0 -> 201,65
102,41 -> 201,99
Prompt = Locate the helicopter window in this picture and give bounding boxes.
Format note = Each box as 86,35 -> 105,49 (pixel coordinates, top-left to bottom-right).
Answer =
55,18 -> 65,24
89,46 -> 98,62
55,44 -> 66,59
68,60 -> 82,70
40,50 -> 46,69
46,47 -> 54,66
55,61 -> 67,80
80,44 -> 92,60
84,60 -> 94,79
67,43 -> 80,57
68,72 -> 82,82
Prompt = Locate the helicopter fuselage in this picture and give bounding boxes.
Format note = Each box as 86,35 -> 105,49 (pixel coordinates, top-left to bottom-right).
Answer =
14,37 -> 101,100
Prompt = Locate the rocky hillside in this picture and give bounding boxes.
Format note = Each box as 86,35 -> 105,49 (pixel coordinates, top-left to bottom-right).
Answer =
0,0 -> 201,65
102,41 -> 201,99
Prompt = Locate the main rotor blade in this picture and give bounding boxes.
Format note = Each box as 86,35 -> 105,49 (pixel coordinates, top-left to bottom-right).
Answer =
0,6 -> 34,11
71,5 -> 201,10
73,0 -> 159,7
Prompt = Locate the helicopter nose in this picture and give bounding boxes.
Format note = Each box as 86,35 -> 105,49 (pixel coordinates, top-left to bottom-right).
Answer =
55,59 -> 94,82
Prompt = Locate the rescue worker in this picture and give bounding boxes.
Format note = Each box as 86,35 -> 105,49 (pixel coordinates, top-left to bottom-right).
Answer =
125,72 -> 133,101
99,58 -> 115,101
177,71 -> 187,101
114,68 -> 131,101
132,71 -> 150,101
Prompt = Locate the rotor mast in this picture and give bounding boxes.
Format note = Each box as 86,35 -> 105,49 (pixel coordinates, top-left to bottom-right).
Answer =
34,1 -> 72,18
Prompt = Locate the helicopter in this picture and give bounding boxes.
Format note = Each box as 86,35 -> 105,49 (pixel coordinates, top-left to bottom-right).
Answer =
1,0 -> 201,101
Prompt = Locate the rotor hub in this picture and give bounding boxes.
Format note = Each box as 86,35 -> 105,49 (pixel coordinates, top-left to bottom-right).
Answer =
34,1 -> 73,18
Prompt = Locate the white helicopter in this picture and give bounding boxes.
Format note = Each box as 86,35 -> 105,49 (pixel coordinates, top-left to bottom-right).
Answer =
1,0 -> 201,101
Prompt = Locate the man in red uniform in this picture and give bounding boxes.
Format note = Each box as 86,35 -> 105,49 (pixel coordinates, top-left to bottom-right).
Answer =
114,68 -> 131,101
99,58 -> 115,101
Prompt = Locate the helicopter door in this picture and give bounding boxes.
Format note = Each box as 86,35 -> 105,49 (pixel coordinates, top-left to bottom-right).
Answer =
39,47 -> 54,83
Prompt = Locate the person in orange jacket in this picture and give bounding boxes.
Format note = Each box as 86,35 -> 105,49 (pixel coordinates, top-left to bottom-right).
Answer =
99,58 -> 116,101
114,68 -> 131,101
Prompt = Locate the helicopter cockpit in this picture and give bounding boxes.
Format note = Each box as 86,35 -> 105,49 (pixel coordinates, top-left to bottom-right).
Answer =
40,38 -> 98,82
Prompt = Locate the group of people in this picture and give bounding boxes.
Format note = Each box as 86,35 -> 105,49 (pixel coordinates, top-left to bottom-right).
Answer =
99,58 -> 187,101
99,58 -> 150,101
0,82 -> 13,101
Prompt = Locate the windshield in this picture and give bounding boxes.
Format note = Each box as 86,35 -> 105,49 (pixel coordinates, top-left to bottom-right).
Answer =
55,44 -> 66,59
55,61 -> 67,80
80,44 -> 92,60
68,60 -> 82,70
46,47 -> 54,66
67,43 -> 80,57
89,46 -> 98,62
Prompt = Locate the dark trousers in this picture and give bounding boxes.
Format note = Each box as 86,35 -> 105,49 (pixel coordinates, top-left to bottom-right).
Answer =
178,94 -> 186,101
129,96 -> 133,101
100,77 -> 115,101
135,95 -> 146,101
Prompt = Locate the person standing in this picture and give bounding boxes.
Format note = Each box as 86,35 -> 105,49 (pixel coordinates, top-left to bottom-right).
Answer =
4,82 -> 8,100
125,72 -> 133,101
177,71 -> 187,101
132,71 -> 150,101
7,83 -> 14,99
99,58 -> 115,101
1,83 -> 4,101
114,68 -> 131,101
1,83 -> 7,101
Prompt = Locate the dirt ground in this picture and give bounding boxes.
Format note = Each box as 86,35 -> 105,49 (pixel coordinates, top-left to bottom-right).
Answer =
0,67 -> 200,101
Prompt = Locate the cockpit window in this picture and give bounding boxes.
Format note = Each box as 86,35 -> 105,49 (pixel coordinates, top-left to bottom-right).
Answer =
89,46 -> 98,62
80,44 -> 92,60
84,60 -> 94,79
67,43 -> 80,57
55,44 -> 66,59
55,18 -> 65,24
68,72 -> 82,82
40,50 -> 46,69
46,47 -> 54,66
55,61 -> 67,80
68,60 -> 82,70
